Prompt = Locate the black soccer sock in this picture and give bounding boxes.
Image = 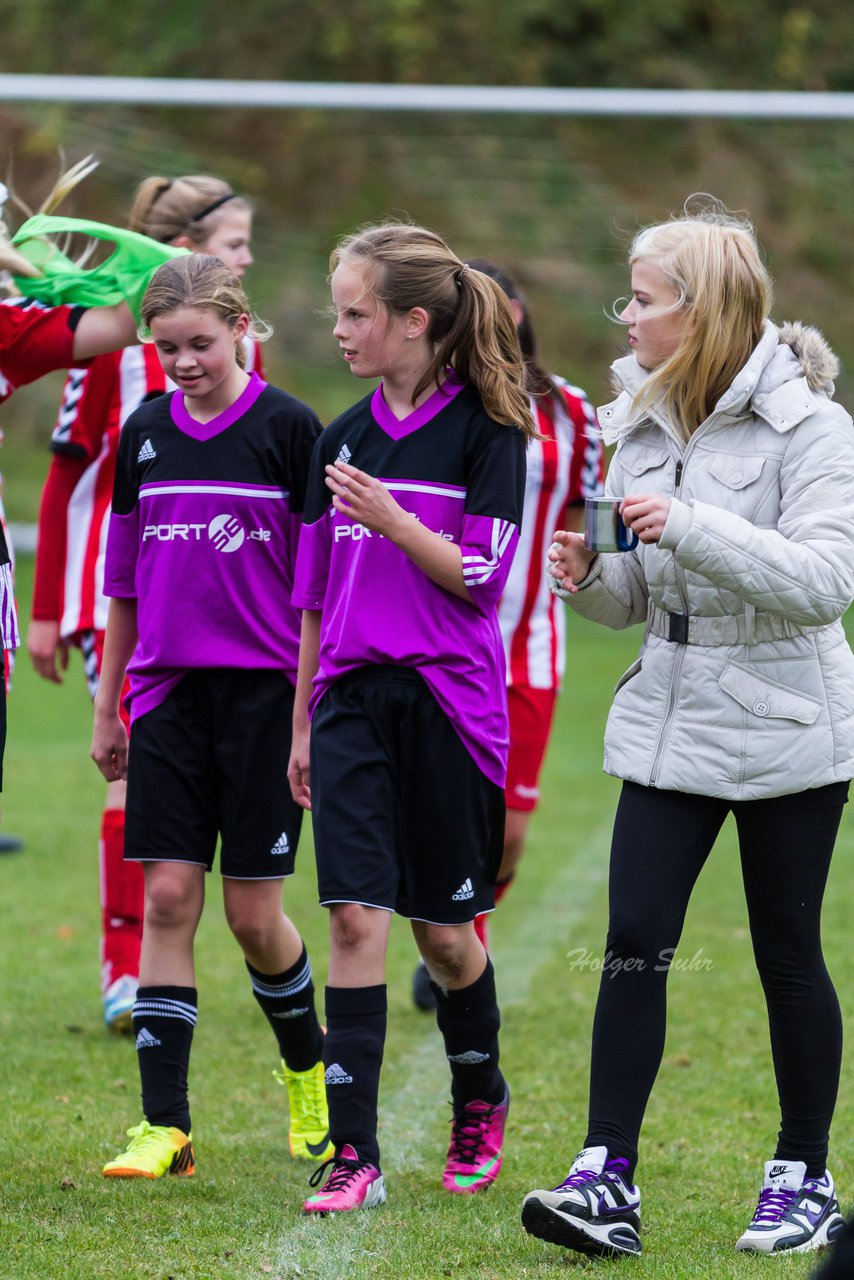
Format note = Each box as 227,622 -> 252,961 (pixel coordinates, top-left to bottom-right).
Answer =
247,946 -> 324,1072
132,985 -> 197,1134
323,985 -> 387,1167
433,957 -> 504,1108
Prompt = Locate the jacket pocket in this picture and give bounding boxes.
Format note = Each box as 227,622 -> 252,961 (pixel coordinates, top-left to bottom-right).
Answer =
614,657 -> 643,695
719,661 -> 822,724
618,444 -> 670,479
706,453 -> 765,491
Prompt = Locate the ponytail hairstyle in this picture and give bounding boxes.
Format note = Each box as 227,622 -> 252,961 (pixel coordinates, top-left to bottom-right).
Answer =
129,175 -> 250,246
140,254 -> 269,370
466,258 -> 557,402
330,222 -> 536,440
623,196 -> 773,439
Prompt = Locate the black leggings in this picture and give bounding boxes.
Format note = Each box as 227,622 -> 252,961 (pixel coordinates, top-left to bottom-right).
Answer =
586,780 -> 848,1180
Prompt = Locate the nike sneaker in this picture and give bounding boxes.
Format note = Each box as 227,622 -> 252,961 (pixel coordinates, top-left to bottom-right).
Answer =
443,1086 -> 509,1194
736,1160 -> 845,1254
521,1145 -> 641,1257
273,1059 -> 333,1161
103,974 -> 138,1035
303,1144 -> 386,1213
102,1120 -> 195,1179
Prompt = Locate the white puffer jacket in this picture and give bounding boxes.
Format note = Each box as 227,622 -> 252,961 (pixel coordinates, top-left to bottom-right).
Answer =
557,320 -> 854,799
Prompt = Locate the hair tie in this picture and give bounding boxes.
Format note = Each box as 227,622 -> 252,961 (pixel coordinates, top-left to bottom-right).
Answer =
454,263 -> 470,289
188,193 -> 237,223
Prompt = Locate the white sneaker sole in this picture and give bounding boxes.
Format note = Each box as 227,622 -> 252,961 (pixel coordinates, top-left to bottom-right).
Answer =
736,1212 -> 844,1254
522,1193 -> 641,1257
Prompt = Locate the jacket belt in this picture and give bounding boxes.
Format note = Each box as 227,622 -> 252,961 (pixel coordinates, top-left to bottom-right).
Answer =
646,601 -> 823,646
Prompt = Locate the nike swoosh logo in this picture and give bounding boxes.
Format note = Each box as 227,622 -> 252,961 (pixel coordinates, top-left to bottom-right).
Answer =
597,1192 -> 641,1217
306,1136 -> 332,1157
454,1157 -> 499,1188
802,1204 -> 828,1229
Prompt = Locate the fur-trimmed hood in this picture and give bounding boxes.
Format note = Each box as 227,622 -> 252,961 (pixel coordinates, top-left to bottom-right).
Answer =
601,320 -> 841,443
777,321 -> 839,393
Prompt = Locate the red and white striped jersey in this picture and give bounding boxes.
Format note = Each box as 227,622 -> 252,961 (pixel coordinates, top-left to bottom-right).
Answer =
499,377 -> 603,691
32,337 -> 264,637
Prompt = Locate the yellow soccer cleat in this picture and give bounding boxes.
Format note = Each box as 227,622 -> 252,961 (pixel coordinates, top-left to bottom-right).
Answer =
102,1120 -> 195,1179
274,1059 -> 333,1161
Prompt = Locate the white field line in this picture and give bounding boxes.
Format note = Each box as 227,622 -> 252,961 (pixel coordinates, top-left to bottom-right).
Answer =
272,816 -> 612,1279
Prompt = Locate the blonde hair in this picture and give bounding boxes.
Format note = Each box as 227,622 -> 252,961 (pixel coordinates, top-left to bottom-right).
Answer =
129,175 -> 251,246
140,254 -> 268,370
331,222 -> 536,438
0,154 -> 100,284
625,197 -> 773,438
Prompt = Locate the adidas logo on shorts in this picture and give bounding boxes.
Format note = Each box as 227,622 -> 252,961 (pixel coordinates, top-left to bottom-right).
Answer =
452,878 -> 475,901
135,1027 -> 162,1050
336,443 -> 352,464
137,438 -> 157,463
325,1063 -> 354,1085
271,832 -> 290,856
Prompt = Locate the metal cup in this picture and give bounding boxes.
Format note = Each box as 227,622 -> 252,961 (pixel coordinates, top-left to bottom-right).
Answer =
584,496 -> 639,553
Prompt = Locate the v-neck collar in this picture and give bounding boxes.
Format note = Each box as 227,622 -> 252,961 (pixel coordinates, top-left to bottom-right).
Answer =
370,376 -> 465,441
170,370 -> 267,441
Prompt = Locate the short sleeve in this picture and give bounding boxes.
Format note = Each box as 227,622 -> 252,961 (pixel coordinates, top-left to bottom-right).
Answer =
0,300 -> 81,393
461,418 -> 526,611
103,417 -> 141,598
291,431 -> 333,610
50,353 -> 120,461
561,383 -> 604,504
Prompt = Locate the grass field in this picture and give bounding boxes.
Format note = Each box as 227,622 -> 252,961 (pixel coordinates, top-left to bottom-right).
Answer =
1,555 -> 852,1280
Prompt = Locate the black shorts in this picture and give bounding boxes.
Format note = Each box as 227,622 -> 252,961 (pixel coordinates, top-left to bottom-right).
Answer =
310,666 -> 505,923
125,668 -> 303,879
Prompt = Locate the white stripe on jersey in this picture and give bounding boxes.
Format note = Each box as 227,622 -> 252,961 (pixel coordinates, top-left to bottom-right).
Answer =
139,484 -> 287,500
499,382 -> 601,689
0,562 -> 19,651
462,518 -> 516,585
119,346 -> 155,426
61,429 -> 113,638
384,481 -> 466,500
51,368 -> 88,446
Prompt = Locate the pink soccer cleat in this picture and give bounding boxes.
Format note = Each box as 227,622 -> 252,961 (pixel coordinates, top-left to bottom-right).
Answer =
443,1086 -> 509,1194
303,1144 -> 386,1214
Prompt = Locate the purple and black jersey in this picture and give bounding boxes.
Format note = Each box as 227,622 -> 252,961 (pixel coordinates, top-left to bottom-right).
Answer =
105,372 -> 322,722
292,379 -> 526,787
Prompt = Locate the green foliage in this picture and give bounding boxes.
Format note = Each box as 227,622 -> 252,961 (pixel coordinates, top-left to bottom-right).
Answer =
2,0 -> 854,87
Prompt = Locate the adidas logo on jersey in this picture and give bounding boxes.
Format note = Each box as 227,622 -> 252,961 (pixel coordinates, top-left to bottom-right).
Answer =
452,878 -> 475,901
135,1027 -> 161,1050
325,1063 -> 354,1085
447,1049 -> 491,1065
137,438 -> 157,462
271,832 -> 290,856
336,443 -> 352,464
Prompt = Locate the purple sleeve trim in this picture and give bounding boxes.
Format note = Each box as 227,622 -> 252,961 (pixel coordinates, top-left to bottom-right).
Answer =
103,508 -> 140,597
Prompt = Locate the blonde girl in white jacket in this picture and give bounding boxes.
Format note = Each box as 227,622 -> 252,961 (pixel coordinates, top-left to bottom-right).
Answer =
521,200 -> 854,1261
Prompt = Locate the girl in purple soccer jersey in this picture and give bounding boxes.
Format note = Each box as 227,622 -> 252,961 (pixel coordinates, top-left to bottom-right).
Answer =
91,254 -> 332,1181
288,223 -> 537,1214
